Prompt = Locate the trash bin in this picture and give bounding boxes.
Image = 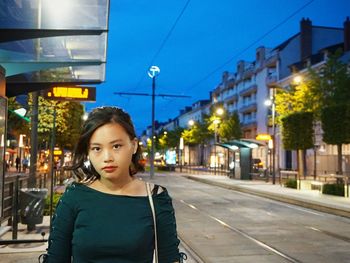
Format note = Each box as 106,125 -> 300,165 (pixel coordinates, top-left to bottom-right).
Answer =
19,188 -> 48,231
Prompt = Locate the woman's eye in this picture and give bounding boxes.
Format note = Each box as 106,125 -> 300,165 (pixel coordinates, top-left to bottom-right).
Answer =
90,147 -> 101,152
113,144 -> 122,150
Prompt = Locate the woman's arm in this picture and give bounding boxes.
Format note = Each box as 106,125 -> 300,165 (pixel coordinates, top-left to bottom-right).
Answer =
155,189 -> 181,263
46,188 -> 76,262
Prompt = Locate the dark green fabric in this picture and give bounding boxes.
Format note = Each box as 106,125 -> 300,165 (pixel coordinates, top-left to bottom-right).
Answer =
47,182 -> 180,263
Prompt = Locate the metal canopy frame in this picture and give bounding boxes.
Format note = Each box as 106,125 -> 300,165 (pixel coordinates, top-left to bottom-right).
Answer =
0,29 -> 107,43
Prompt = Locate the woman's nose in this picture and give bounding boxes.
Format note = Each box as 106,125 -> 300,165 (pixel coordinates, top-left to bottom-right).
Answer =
103,150 -> 114,162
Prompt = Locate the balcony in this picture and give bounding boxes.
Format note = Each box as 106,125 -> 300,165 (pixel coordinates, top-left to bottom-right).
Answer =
239,84 -> 257,97
239,102 -> 257,113
265,52 -> 278,67
265,74 -> 277,87
242,66 -> 255,79
224,94 -> 238,103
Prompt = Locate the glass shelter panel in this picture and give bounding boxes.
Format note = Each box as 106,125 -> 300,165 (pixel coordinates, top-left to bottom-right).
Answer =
0,0 -> 109,30
0,34 -> 107,63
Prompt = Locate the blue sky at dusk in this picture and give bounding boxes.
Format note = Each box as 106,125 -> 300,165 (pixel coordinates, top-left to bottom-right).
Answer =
84,0 -> 350,135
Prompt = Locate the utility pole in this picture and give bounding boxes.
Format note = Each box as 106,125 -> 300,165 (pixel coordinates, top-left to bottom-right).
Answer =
114,66 -> 190,178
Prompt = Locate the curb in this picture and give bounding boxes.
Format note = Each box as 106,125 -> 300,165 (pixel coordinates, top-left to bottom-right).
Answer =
184,175 -> 350,219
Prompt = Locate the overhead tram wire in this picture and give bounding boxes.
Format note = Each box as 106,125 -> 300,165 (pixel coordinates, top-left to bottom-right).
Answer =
184,0 -> 315,93
125,0 -> 192,94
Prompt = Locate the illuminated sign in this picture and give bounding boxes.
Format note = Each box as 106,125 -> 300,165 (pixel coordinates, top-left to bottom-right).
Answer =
54,148 -> 62,155
256,134 -> 272,141
147,65 -> 160,78
43,86 -> 96,102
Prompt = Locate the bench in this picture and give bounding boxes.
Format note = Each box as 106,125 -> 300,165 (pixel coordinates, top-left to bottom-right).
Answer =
280,170 -> 298,179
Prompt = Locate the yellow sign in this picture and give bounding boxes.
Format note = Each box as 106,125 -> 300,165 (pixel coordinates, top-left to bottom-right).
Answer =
43,86 -> 96,102
54,149 -> 62,155
256,134 -> 272,141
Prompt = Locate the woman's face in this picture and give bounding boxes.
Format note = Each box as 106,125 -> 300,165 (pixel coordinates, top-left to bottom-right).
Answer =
88,122 -> 137,182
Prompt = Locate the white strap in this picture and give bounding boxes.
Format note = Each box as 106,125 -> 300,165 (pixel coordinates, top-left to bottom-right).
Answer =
146,182 -> 158,263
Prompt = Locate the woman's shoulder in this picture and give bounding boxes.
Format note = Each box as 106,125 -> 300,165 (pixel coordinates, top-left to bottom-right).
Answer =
61,181 -> 89,200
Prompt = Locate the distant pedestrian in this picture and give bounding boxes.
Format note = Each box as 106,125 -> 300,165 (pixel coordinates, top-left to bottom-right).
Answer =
22,158 -> 29,173
42,106 -> 185,262
15,157 -> 20,172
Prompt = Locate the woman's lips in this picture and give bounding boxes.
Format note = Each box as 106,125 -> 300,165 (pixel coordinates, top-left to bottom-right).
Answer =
102,166 -> 118,172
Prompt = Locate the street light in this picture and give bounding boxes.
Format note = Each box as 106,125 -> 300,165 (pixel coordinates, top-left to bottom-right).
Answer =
147,65 -> 160,179
264,95 -> 276,185
187,120 -> 196,172
213,107 -> 224,175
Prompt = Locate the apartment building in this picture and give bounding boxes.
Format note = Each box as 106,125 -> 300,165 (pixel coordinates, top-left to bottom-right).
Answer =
143,18 -> 350,175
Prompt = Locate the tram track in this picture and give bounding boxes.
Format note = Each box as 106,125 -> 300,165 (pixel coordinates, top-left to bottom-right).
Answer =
185,179 -> 350,244
176,199 -> 303,263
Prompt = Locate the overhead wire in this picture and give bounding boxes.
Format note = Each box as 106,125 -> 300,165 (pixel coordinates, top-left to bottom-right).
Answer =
186,0 -> 315,93
158,0 -> 316,115
124,0 -> 191,93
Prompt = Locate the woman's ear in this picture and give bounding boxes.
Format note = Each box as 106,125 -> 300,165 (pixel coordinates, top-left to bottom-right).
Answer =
133,138 -> 138,154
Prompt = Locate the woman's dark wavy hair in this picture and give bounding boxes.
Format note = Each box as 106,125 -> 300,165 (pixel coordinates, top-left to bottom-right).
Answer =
69,106 -> 144,182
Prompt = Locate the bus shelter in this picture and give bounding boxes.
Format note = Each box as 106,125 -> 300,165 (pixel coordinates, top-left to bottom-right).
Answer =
218,139 -> 266,180
0,0 -> 110,219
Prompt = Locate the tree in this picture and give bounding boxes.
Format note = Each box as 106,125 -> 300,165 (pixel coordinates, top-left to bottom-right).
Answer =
218,112 -> 242,142
28,96 -> 85,152
161,127 -> 184,149
275,77 -> 318,176
321,105 -> 350,174
309,50 -> 350,174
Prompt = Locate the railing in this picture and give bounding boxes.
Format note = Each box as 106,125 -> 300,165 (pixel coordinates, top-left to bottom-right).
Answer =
0,172 -> 50,244
265,74 -> 277,86
2,174 -> 29,226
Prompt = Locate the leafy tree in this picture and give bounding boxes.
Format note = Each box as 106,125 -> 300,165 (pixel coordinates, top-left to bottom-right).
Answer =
56,102 -> 84,150
182,122 -> 211,145
275,76 -> 318,176
28,96 -> 84,151
309,50 -> 350,174
281,112 -> 314,177
321,105 -> 350,174
159,127 -> 184,149
218,111 -> 242,142
281,112 -> 314,150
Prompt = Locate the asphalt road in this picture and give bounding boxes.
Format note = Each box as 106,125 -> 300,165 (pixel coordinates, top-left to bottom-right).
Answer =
149,173 -> 350,263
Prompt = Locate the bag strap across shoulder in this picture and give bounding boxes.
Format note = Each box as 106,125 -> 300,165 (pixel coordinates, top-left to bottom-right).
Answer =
146,182 -> 158,263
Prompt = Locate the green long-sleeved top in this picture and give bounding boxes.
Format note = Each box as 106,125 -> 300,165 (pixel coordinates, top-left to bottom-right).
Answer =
47,182 -> 180,263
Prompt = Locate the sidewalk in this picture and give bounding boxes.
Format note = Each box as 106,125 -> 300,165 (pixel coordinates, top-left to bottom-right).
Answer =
178,172 -> 350,218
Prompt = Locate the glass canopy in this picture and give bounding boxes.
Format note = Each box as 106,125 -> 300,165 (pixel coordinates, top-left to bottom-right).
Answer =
0,0 -> 109,30
0,0 -> 110,96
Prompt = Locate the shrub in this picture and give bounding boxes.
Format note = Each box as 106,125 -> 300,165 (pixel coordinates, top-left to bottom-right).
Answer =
285,179 -> 297,189
44,192 -> 63,216
322,183 -> 344,196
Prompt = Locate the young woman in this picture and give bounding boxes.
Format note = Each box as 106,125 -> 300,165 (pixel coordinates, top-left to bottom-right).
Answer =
45,106 -> 183,262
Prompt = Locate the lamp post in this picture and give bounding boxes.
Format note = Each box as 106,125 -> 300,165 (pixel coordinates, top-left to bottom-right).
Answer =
179,137 -> 184,172
188,120 -> 194,172
147,65 -> 160,179
213,119 -> 220,175
264,96 -> 276,185
212,107 -> 224,175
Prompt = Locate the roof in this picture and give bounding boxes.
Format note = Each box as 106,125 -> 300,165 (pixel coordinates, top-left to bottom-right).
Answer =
217,139 -> 266,150
0,0 -> 110,97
